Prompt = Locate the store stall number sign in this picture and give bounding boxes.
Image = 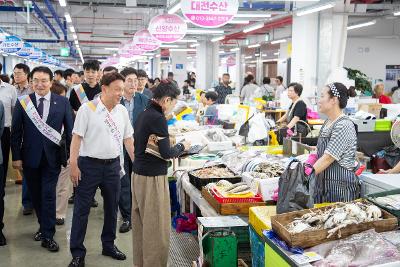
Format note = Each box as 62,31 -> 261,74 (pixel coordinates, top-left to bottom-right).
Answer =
148,14 -> 187,43
0,36 -> 23,53
181,0 -> 239,28
60,47 -> 70,57
133,29 -> 161,52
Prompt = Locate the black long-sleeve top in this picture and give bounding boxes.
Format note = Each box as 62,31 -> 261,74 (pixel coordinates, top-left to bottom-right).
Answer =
132,100 -> 184,176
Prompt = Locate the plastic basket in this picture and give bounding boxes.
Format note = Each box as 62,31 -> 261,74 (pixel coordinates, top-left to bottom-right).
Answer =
210,187 -> 263,204
366,189 -> 400,224
188,164 -> 241,190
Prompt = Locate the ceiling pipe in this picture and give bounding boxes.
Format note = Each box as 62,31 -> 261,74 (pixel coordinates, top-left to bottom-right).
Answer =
25,39 -> 61,43
42,0 -> 67,41
31,1 -> 60,39
0,6 -> 33,12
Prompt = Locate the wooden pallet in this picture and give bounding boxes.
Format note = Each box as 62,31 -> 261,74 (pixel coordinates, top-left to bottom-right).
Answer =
201,188 -> 265,215
271,201 -> 398,248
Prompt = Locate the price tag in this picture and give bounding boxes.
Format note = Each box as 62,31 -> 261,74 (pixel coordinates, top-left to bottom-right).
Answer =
290,251 -> 323,265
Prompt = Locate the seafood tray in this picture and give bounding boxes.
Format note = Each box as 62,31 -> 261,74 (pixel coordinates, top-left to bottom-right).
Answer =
209,187 -> 263,204
188,164 -> 241,191
271,201 -> 397,248
367,189 -> 400,224
202,188 -> 265,215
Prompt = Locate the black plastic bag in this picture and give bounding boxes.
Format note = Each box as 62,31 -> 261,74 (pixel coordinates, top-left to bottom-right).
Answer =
239,114 -> 254,137
277,159 -> 316,214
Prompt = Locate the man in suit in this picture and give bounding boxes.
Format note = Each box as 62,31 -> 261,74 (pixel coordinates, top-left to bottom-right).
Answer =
11,66 -> 73,252
118,67 -> 148,233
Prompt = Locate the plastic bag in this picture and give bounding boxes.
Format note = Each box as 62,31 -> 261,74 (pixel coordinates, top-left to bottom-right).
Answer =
263,230 -> 304,254
172,213 -> 197,233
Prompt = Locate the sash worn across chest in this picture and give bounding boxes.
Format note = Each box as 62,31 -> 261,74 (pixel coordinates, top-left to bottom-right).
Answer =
18,95 -> 61,146
75,84 -> 89,104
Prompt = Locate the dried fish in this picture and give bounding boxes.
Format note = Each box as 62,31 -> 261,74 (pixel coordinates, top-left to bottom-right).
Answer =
253,161 -> 285,178
192,166 -> 235,179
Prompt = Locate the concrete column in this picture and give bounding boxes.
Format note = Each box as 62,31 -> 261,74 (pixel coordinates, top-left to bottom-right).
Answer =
170,50 -> 189,88
234,49 -> 243,94
278,41 -> 290,84
196,40 -> 219,91
153,55 -> 161,79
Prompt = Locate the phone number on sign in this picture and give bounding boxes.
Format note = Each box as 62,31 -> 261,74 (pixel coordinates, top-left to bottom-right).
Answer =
189,15 -> 230,22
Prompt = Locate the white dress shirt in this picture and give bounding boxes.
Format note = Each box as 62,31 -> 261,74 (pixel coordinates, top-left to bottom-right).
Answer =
35,91 -> 51,122
73,98 -> 133,159
0,81 -> 17,127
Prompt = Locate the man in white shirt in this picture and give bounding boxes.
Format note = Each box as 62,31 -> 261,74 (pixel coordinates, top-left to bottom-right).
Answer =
0,63 -> 17,182
68,72 -> 134,267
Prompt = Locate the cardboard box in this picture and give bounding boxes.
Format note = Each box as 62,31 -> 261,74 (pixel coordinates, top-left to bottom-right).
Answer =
359,103 -> 382,118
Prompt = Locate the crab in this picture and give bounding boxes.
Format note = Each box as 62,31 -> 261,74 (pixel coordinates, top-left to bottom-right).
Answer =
366,205 -> 382,221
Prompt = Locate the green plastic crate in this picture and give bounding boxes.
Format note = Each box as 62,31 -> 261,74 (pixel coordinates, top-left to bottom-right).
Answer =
203,230 -> 238,267
366,188 -> 400,224
374,119 -> 392,132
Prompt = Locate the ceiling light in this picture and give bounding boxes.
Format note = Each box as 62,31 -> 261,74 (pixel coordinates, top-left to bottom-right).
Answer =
65,13 -> 72,23
262,54 -> 267,57
74,40 -> 78,45
211,36 -> 224,42
274,52 -> 280,55
2,54 -> 8,57
394,11 -> 400,16
167,2 -> 181,14
245,56 -> 252,59
219,51 -> 226,54
230,47 -> 240,52
59,0 -> 67,7
347,20 -> 376,30
169,48 -> 196,52
69,26 -> 75,33
271,39 -> 286,44
143,53 -> 155,56
235,13 -> 271,18
296,3 -> 335,16
72,33 -> 78,39
248,44 -> 260,48
176,39 -> 198,43
229,20 -> 250,25
243,23 -> 264,33
104,48 -> 119,51
190,43 -> 200,48
160,44 -> 180,48
155,54 -> 160,58
113,53 -> 117,57
255,53 -> 260,57
263,58 -> 279,62
187,29 -> 224,34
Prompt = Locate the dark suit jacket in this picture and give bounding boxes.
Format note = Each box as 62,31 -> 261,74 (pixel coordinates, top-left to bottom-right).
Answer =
121,92 -> 149,127
11,93 -> 73,169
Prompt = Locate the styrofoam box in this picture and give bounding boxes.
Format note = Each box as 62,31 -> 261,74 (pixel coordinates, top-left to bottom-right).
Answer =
350,118 -> 376,132
242,172 -> 280,201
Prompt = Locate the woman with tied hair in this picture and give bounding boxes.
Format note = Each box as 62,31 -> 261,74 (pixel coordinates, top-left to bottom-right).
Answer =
310,82 -> 359,203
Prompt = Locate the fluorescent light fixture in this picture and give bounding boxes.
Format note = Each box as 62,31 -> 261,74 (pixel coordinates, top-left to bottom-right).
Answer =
274,52 -> 280,55
59,0 -> 67,7
187,29 -> 224,34
245,56 -> 252,59
243,23 -> 264,33
155,54 -> 160,58
72,33 -> 78,39
271,39 -> 286,44
143,53 -> 155,56
190,43 -> 200,48
263,58 -> 279,62
176,39 -> 198,43
248,44 -> 260,48
167,2 -> 181,14
262,53 -> 267,57
74,40 -> 79,45
65,13 -> 72,23
169,48 -> 196,52
347,20 -> 376,30
296,3 -> 335,16
69,26 -> 75,33
229,19 -> 250,25
394,11 -> 400,16
235,13 -> 271,18
211,36 -> 224,42
187,56 -> 192,59
2,54 -> 8,57
113,53 -> 117,57
230,47 -> 240,52
104,47 -> 118,51
160,44 -> 180,48
219,51 -> 226,54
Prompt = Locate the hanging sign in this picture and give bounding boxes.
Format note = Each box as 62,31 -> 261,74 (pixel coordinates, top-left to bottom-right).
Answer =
123,42 -> 145,56
148,14 -> 187,43
226,55 -> 236,67
16,42 -> 34,57
181,0 -> 239,28
0,35 -> 24,53
132,29 -> 161,51
29,47 -> 42,60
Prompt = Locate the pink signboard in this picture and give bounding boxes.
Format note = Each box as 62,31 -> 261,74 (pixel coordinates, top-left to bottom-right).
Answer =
226,55 -> 235,67
148,14 -> 187,43
133,29 -> 161,51
181,0 -> 239,28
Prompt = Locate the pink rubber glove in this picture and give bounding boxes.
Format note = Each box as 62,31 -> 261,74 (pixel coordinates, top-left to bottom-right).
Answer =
305,153 -> 318,166
272,188 -> 279,202
304,166 -> 313,176
286,128 -> 294,137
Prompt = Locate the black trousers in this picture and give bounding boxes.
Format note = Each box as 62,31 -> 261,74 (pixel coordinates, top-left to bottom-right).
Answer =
0,165 -> 4,231
119,151 -> 132,222
1,127 -> 10,180
70,157 -> 121,258
23,154 -> 60,239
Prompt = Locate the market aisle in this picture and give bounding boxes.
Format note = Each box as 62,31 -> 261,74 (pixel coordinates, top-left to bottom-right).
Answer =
0,182 -> 199,267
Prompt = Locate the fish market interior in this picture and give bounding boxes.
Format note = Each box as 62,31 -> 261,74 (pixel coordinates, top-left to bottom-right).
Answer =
1,0 -> 400,266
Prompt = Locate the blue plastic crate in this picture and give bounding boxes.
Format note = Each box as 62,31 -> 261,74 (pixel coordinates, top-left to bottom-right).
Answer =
249,225 -> 265,267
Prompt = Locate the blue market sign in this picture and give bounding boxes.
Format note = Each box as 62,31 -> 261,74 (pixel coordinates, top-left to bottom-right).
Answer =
0,35 -> 23,53
29,47 -> 42,60
16,42 -> 34,57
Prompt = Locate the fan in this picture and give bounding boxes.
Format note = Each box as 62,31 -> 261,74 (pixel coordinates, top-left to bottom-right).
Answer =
390,119 -> 400,148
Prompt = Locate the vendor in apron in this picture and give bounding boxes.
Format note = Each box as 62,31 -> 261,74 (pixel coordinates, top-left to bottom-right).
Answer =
277,83 -> 308,137
312,82 -> 359,203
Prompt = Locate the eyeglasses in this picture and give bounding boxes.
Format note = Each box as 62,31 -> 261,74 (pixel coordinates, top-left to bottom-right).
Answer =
32,79 -> 50,85
13,71 -> 26,76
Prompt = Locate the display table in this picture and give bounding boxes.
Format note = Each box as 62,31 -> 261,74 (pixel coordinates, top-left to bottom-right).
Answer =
360,173 -> 400,196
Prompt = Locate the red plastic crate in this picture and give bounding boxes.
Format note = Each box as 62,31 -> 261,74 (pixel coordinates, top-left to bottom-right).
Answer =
210,187 -> 264,204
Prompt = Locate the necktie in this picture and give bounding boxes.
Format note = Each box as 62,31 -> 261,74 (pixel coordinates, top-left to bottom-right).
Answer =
38,97 -> 45,118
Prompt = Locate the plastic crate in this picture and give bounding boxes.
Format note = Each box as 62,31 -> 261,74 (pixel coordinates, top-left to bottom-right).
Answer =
375,119 -> 392,132
366,189 -> 400,224
249,225 -> 265,267
188,164 -> 241,190
249,206 -> 275,237
210,188 -> 263,204
350,118 -> 376,132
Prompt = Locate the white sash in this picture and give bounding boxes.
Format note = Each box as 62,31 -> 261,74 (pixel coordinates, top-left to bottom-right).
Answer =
88,99 -> 125,178
18,95 -> 61,146
74,84 -> 89,104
